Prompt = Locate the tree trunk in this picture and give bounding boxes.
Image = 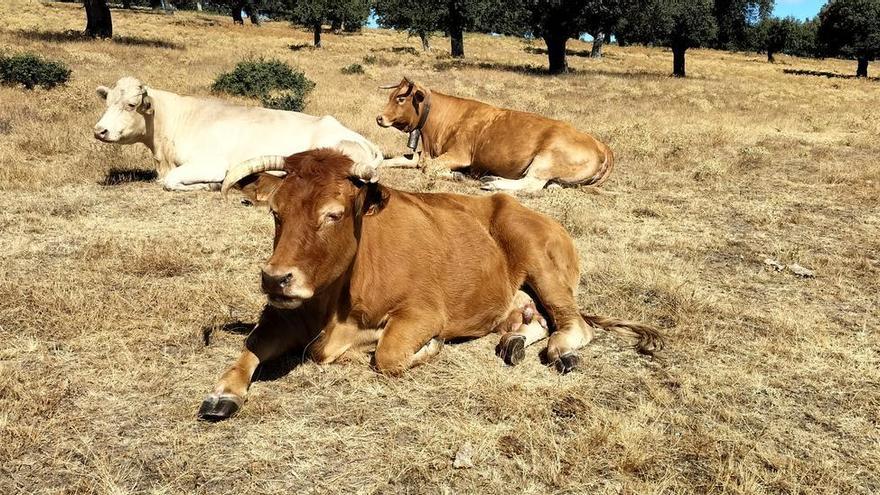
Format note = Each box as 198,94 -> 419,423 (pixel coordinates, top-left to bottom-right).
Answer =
150,0 -> 161,9
545,34 -> 568,74
195,1 -> 202,11
419,32 -> 430,51
243,2 -> 259,25
767,50 -> 775,63
448,0 -> 464,57
83,0 -> 112,38
672,45 -> 686,77
590,32 -> 605,58
331,18 -> 343,34
856,57 -> 868,78
313,22 -> 322,47
232,1 -> 243,24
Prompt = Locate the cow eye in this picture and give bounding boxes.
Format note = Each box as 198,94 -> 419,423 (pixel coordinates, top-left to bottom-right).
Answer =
127,103 -> 137,110
325,211 -> 343,223
396,96 -> 405,104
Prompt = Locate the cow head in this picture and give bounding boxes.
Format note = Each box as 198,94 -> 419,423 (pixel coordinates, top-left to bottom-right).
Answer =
376,77 -> 429,132
94,76 -> 154,144
222,149 -> 387,310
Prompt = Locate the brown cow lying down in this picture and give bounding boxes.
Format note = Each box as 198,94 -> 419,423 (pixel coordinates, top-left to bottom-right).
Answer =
199,149 -> 661,421
376,77 -> 614,193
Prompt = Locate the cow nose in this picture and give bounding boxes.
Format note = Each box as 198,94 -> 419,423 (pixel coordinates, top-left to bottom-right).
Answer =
94,127 -> 108,140
376,115 -> 384,126
261,269 -> 293,294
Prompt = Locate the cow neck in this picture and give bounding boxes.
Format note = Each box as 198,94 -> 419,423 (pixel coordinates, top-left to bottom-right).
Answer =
417,91 -> 457,159
406,90 -> 432,152
142,89 -> 179,173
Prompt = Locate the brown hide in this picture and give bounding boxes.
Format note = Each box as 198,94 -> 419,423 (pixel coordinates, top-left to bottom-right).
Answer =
253,149 -> 580,371
377,78 -> 614,186
198,148 -> 663,420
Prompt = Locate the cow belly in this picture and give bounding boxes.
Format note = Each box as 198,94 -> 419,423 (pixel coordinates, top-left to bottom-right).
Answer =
471,123 -> 546,178
439,273 -> 517,340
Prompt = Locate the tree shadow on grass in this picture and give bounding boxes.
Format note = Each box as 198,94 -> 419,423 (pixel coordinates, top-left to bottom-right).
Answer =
371,46 -> 420,56
13,29 -> 185,50
783,68 -> 878,82
289,43 -> 315,51
434,59 -> 671,79
100,168 -> 158,186
524,45 -> 593,58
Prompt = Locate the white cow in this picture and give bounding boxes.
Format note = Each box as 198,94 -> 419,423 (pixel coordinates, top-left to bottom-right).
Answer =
94,76 -> 384,191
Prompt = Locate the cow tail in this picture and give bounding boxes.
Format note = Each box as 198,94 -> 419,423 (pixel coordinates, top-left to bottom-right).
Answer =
581,311 -> 664,356
586,146 -> 614,187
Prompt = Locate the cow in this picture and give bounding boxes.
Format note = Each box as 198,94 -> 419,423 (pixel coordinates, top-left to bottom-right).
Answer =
93,76 -> 383,191
376,77 -> 615,193
198,148 -> 662,421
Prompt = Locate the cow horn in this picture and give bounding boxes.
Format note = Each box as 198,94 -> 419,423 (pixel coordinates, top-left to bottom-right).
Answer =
378,82 -> 400,89
350,161 -> 378,183
221,155 -> 287,198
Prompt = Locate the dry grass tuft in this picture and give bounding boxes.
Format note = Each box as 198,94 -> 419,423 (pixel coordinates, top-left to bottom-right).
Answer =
1,1 -> 878,493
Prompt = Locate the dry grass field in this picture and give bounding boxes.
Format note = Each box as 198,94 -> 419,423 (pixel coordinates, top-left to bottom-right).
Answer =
2,1 -> 879,493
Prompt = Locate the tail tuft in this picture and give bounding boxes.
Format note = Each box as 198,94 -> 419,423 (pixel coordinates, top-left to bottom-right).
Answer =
582,313 -> 664,355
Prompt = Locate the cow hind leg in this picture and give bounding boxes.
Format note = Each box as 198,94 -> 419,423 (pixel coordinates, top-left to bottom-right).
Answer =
480,152 -> 562,193
495,290 -> 549,366
524,261 -> 594,374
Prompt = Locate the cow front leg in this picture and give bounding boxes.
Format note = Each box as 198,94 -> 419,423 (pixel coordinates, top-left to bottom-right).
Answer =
372,314 -> 443,375
198,308 -> 307,421
161,159 -> 228,191
381,151 -> 422,169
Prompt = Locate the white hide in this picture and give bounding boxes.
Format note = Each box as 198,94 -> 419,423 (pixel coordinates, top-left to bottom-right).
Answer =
94,77 -> 383,191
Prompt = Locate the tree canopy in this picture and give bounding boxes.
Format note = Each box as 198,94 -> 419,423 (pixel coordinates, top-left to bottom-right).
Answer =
818,0 -> 880,77
375,0 -> 492,56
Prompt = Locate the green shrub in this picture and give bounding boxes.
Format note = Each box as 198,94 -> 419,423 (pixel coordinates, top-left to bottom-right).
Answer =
341,63 -> 365,75
212,59 -> 314,112
0,53 -> 71,90
261,91 -> 309,112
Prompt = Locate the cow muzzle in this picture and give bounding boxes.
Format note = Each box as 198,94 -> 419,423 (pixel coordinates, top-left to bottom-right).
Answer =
376,115 -> 391,128
93,126 -> 111,142
260,267 -> 313,309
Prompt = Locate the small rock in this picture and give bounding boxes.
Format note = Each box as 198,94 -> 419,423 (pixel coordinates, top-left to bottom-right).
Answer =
764,258 -> 785,271
453,442 -> 474,469
788,263 -> 815,278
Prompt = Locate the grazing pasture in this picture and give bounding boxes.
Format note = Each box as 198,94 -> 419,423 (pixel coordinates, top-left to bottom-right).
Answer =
1,1 -> 878,493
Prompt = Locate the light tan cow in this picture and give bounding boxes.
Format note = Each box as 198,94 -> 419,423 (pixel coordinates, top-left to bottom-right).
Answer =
199,149 -> 662,421
376,77 -> 614,192
93,76 -> 383,191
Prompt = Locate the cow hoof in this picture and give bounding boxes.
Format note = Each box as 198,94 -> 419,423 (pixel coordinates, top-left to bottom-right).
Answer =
451,171 -> 467,182
479,176 -> 500,191
197,394 -> 241,422
497,335 -> 526,366
554,353 -> 579,374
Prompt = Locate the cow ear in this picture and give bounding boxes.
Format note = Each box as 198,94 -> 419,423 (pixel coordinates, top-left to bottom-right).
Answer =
413,89 -> 425,104
237,173 -> 283,206
141,93 -> 154,115
360,182 -> 388,217
96,86 -> 109,100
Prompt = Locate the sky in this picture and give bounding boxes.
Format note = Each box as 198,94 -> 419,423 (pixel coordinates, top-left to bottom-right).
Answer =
773,0 -> 825,20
